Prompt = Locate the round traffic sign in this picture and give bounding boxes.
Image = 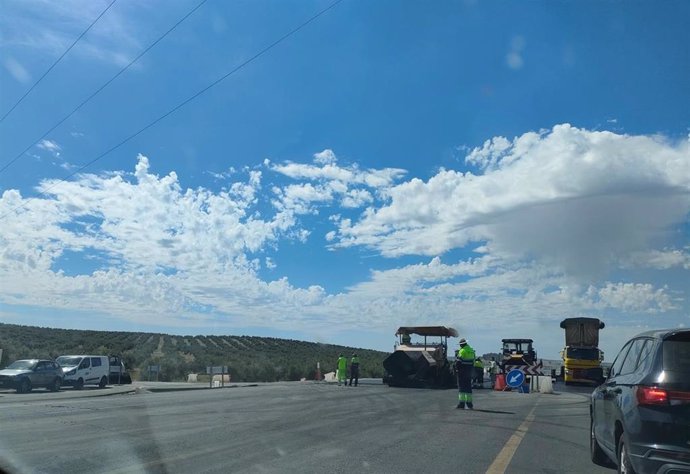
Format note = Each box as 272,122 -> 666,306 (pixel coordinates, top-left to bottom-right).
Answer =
506,369 -> 525,388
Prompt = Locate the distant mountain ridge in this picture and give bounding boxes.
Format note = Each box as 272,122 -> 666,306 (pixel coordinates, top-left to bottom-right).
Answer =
0,322 -> 386,382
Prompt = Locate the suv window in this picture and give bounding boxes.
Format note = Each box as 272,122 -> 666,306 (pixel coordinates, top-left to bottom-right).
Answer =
634,339 -> 656,375
663,332 -> 690,372
619,338 -> 646,375
35,362 -> 47,371
610,341 -> 633,378
91,358 -> 102,367
79,358 -> 91,369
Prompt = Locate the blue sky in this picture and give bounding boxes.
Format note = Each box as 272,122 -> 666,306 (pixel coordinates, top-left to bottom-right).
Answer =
0,0 -> 689,359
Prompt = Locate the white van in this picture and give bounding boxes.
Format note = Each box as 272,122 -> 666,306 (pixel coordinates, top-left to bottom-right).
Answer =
56,355 -> 110,389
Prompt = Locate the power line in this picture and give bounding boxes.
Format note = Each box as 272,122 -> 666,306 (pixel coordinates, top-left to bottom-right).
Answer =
0,0 -> 118,124
0,0 -> 209,175
0,0 -> 345,221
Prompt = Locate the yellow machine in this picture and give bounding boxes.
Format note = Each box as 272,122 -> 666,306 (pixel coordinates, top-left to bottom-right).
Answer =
560,318 -> 605,385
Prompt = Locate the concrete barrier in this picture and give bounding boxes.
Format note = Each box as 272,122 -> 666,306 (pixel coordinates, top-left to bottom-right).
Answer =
324,371 -> 336,382
529,375 -> 554,394
539,376 -> 554,394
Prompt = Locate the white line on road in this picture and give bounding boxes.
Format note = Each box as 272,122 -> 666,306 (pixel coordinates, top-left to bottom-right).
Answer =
485,396 -> 540,474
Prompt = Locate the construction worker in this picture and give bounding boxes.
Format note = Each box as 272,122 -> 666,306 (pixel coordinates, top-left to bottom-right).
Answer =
489,357 -> 499,388
455,338 -> 475,409
337,353 -> 347,386
473,358 -> 484,388
349,353 -> 360,386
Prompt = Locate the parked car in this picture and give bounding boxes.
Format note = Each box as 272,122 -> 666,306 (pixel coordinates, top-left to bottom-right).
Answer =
590,328 -> 690,473
56,355 -> 110,389
0,359 -> 63,393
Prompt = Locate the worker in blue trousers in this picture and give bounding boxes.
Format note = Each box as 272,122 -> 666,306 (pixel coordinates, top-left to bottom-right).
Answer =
349,353 -> 360,386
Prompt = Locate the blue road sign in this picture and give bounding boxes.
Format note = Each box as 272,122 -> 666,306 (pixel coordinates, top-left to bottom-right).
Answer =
506,369 -> 525,388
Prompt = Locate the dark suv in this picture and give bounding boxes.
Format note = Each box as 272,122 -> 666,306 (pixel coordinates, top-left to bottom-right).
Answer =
0,359 -> 63,393
590,329 -> 690,473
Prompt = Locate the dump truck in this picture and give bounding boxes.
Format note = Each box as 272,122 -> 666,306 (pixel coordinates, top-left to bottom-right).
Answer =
382,326 -> 457,388
500,338 -> 537,371
559,317 -> 605,385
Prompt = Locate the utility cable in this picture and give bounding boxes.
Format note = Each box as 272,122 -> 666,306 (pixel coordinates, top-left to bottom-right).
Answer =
0,0 -> 344,221
0,0 -> 209,175
0,0 -> 118,123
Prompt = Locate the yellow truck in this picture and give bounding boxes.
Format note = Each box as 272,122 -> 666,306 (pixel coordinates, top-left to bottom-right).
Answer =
559,318 -> 605,385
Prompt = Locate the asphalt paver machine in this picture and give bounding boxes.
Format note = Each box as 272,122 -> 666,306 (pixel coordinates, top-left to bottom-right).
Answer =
382,326 -> 458,388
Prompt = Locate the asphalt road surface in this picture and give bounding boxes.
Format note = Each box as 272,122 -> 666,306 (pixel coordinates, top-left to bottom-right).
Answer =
0,381 -> 612,474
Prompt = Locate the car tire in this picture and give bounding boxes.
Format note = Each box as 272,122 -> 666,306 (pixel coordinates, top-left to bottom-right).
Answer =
75,378 -> 84,390
99,376 -> 107,389
17,378 -> 31,394
617,436 -> 636,474
590,417 -> 610,466
49,377 -> 61,392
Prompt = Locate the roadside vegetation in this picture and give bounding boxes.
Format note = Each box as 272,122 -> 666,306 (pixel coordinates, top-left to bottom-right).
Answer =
0,323 -> 386,382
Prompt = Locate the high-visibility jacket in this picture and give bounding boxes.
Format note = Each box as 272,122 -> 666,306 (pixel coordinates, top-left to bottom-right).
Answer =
456,345 -> 476,366
456,345 -> 475,379
350,356 -> 360,368
474,359 -> 484,369
337,356 -> 347,372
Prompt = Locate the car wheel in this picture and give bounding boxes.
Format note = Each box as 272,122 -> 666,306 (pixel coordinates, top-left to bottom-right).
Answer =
75,378 -> 84,390
590,417 -> 610,466
17,378 -> 31,394
617,436 -> 636,474
48,377 -> 61,392
99,376 -> 107,389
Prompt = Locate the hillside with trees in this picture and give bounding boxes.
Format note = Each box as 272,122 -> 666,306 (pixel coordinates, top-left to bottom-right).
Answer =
0,323 -> 387,382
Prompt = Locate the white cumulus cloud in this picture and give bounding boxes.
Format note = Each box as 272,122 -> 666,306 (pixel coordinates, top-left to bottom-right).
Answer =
37,139 -> 62,157
0,134 -> 687,354
332,124 -> 690,281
